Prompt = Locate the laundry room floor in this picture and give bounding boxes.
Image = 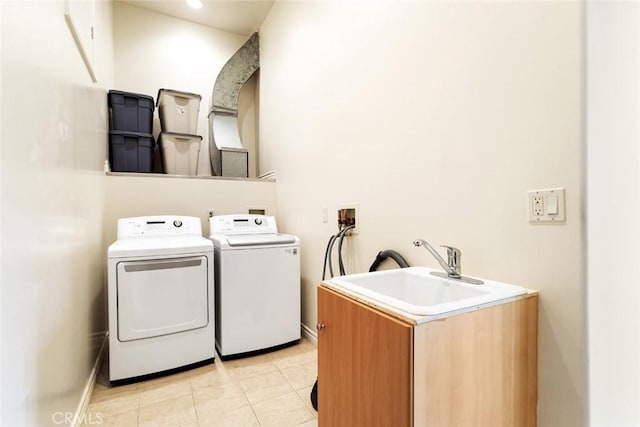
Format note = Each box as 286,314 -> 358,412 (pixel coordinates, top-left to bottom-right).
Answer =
85,339 -> 318,426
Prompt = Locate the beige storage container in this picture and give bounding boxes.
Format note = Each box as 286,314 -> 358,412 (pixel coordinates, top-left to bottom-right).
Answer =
157,89 -> 202,134
159,132 -> 202,175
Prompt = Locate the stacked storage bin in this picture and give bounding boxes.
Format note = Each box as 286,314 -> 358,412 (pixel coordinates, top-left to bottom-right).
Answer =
157,89 -> 203,175
107,90 -> 155,173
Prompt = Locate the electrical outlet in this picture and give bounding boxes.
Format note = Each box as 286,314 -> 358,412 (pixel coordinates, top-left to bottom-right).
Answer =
532,195 -> 544,217
208,208 -> 215,218
528,188 -> 566,223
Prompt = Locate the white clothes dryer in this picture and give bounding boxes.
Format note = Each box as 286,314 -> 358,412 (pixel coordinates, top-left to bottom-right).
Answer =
209,214 -> 300,359
107,216 -> 214,382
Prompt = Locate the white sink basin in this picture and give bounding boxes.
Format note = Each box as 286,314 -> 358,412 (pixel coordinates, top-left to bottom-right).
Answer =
328,267 -> 528,316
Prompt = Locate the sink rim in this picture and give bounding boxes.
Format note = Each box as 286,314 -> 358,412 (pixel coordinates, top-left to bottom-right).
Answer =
328,266 -> 528,316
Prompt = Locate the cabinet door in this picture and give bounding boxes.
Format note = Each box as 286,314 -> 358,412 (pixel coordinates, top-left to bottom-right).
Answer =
317,286 -> 413,427
413,296 -> 538,427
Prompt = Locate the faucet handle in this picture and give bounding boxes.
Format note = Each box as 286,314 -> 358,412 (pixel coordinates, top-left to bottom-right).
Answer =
441,245 -> 461,277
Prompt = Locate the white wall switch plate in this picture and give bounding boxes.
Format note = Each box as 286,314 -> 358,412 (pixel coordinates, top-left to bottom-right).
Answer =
528,188 -> 566,223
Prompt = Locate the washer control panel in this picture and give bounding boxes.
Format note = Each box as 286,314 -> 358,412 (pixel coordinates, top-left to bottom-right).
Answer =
117,216 -> 202,239
209,214 -> 278,235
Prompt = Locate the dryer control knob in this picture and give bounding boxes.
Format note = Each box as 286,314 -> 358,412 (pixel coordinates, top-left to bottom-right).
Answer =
255,218 -> 263,225
173,220 -> 183,228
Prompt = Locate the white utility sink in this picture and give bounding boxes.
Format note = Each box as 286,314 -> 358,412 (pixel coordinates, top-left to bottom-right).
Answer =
329,267 -> 528,316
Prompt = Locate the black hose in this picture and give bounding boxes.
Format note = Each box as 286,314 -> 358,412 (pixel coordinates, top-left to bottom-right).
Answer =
310,379 -> 318,411
322,234 -> 337,280
327,233 -> 338,278
338,225 -> 356,275
368,249 -> 410,272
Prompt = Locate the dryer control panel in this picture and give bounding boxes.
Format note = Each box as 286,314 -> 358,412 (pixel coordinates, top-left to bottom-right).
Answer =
209,214 -> 278,235
117,216 -> 203,239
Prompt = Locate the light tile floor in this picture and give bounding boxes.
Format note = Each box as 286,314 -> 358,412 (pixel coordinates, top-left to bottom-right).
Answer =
86,339 -> 318,426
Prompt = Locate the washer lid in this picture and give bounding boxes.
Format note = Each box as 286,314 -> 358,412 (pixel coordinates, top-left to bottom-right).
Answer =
226,234 -> 297,247
211,233 -> 299,249
108,236 -> 213,258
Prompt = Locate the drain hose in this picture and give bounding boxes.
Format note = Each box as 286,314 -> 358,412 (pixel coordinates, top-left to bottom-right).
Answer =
368,249 -> 410,272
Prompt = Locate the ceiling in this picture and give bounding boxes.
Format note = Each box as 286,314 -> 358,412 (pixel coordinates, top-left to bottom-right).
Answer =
118,0 -> 275,36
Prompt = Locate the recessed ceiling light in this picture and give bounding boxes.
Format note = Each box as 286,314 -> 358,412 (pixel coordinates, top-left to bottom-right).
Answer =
186,0 -> 203,9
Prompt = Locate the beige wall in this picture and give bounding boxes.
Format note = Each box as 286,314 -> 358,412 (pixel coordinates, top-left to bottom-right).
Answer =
104,176 -> 277,245
260,1 -> 582,425
0,0 -> 114,425
113,2 -> 259,177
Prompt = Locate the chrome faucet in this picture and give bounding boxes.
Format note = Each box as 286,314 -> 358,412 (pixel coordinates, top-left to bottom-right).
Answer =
413,239 -> 462,279
413,239 -> 484,285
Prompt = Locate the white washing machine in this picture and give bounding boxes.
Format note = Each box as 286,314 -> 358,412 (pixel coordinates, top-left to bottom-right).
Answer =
107,216 -> 214,382
209,214 -> 300,359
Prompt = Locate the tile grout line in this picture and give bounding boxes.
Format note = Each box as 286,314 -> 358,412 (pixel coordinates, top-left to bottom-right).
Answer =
237,375 -> 254,416
190,392 -> 198,425
247,400 -> 262,426
191,387 -> 199,426
292,387 -> 316,425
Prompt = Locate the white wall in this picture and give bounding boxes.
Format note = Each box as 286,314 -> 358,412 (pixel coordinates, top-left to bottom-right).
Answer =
586,2 -> 640,425
260,1 -> 582,425
0,1 -> 114,425
113,2 -> 258,177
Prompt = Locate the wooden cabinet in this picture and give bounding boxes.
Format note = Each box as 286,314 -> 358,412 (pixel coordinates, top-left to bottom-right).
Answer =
317,285 -> 538,427
317,286 -> 413,427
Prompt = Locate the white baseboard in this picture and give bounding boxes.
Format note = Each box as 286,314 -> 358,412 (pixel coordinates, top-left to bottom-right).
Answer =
72,332 -> 108,427
301,323 -> 317,346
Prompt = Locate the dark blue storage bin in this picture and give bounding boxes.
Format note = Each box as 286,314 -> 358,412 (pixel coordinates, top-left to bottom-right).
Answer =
108,90 -> 154,134
109,131 -> 155,173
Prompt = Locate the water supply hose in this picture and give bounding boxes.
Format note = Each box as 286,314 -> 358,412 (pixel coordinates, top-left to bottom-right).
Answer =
337,225 -> 356,275
321,234 -> 337,280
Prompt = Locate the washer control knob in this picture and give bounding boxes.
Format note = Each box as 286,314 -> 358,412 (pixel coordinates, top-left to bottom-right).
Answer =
255,218 -> 263,225
173,220 -> 183,228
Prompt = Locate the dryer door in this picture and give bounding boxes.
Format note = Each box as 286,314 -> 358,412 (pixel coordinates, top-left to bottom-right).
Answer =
116,256 -> 209,342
